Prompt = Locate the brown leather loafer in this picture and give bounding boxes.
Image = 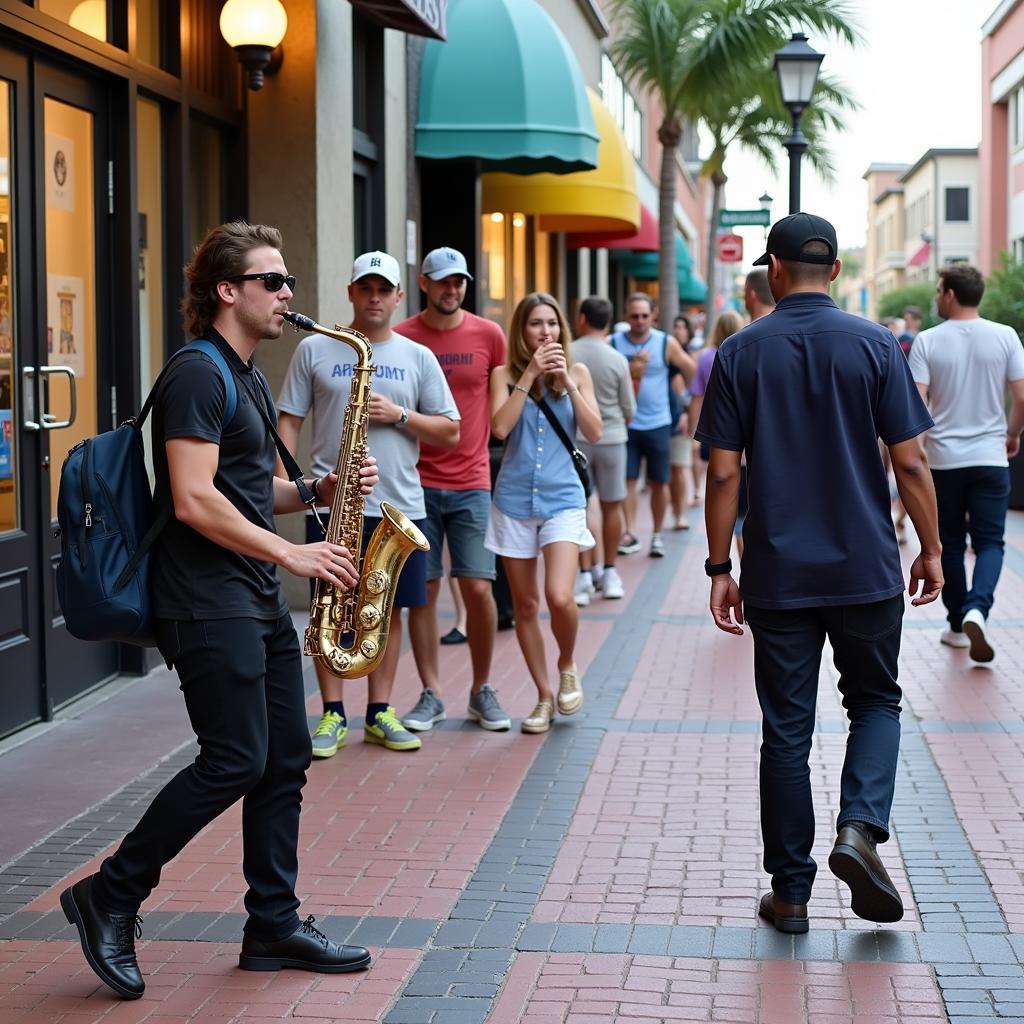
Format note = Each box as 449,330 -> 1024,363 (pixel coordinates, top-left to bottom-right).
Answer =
828,823 -> 904,923
757,891 -> 808,934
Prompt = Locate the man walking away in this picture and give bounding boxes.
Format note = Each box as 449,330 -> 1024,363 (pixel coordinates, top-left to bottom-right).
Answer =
571,296 -> 635,603
908,264 -> 1024,662
743,268 -> 776,322
697,213 -> 942,934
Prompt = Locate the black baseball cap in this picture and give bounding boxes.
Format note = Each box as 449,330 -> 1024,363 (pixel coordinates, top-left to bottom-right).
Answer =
752,213 -> 838,267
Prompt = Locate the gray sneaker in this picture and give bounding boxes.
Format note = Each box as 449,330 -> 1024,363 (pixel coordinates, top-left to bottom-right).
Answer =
467,685 -> 512,731
311,710 -> 347,759
401,688 -> 446,731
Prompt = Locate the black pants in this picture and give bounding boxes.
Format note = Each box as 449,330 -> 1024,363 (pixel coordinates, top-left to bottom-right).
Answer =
745,596 -> 904,904
92,614 -> 312,941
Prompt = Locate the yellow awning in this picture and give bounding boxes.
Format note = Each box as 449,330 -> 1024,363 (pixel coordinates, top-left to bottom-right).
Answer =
481,88 -> 640,234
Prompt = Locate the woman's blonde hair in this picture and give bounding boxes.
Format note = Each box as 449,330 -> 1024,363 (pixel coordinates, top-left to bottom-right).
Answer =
710,309 -> 745,348
507,292 -> 573,398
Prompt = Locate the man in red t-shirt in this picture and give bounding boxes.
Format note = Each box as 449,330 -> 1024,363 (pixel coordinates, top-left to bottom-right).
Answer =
394,248 -> 511,733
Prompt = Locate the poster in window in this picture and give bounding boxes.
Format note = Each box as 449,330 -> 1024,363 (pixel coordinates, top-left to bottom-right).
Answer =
45,133 -> 75,212
46,275 -> 86,379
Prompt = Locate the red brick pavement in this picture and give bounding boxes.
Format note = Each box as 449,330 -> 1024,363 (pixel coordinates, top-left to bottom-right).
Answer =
488,953 -> 946,1024
531,732 -> 919,931
0,940 -> 419,1023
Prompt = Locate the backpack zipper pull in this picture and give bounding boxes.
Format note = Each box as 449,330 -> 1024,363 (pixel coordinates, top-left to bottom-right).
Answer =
84,503 -> 93,527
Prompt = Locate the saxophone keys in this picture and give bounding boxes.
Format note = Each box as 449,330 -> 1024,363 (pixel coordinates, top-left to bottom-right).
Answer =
330,652 -> 353,673
359,639 -> 378,659
364,570 -> 387,595
358,604 -> 382,629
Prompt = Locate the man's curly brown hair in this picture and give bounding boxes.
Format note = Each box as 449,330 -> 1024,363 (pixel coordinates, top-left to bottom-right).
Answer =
181,221 -> 283,339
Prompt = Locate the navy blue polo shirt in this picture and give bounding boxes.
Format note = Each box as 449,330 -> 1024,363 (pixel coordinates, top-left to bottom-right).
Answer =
695,292 -> 933,609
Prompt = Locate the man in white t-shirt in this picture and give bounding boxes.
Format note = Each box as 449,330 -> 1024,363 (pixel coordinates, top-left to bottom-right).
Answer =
277,251 -> 460,755
909,263 -> 1024,662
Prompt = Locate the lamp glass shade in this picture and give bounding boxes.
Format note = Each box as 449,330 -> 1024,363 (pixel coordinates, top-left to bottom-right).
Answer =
773,34 -> 823,107
219,0 -> 287,49
69,0 -> 107,40
758,192 -> 772,210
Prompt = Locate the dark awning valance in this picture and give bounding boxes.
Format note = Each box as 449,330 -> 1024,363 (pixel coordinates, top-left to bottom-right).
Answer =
350,0 -> 446,40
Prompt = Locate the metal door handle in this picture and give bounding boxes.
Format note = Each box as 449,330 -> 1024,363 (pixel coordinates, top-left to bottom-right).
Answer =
22,366 -> 40,431
38,365 -> 77,430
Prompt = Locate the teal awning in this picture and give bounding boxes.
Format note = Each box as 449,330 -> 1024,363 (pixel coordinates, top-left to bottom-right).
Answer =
416,0 -> 598,174
679,272 -> 707,305
614,234 -> 695,280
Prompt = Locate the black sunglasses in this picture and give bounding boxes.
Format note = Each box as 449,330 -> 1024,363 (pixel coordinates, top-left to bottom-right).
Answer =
231,272 -> 296,292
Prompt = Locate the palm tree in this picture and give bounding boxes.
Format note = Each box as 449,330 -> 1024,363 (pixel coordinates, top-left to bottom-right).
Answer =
693,69 -> 857,332
607,0 -> 861,328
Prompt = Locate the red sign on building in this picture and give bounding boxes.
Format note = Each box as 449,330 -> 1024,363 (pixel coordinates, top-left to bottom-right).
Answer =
717,233 -> 744,263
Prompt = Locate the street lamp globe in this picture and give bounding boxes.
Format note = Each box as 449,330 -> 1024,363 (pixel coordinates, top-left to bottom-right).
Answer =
773,32 -> 824,114
758,191 -> 773,212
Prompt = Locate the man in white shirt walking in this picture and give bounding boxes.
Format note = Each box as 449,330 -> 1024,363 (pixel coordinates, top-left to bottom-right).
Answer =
909,263 -> 1024,662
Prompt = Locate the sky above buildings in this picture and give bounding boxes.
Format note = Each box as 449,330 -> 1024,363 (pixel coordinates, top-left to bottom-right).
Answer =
719,0 -> 984,265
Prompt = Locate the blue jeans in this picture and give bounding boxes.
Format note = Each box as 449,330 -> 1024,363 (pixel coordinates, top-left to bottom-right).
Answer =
745,596 -> 904,904
931,466 -> 1011,629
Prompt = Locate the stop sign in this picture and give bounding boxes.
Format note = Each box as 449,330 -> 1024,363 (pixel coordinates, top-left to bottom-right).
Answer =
718,233 -> 743,263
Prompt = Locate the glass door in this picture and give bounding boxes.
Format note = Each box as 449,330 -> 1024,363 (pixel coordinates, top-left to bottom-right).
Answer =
34,63 -> 117,710
0,51 -> 45,737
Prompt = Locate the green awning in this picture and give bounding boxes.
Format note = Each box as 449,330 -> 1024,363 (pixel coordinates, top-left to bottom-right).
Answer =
614,234 -> 695,279
679,273 -> 707,305
416,0 -> 598,174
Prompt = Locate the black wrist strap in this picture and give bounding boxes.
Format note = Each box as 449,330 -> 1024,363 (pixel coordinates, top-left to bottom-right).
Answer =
705,557 -> 733,578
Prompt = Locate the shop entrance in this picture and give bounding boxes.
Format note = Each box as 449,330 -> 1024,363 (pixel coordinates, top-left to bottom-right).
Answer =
0,48 -> 117,737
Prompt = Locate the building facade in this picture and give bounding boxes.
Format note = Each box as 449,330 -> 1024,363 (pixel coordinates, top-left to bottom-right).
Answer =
981,0 -> 1024,272
862,163 -> 908,320
900,149 -> 980,283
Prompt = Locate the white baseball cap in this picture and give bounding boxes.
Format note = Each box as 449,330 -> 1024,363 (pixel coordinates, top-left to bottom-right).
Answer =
351,251 -> 401,287
420,246 -> 473,281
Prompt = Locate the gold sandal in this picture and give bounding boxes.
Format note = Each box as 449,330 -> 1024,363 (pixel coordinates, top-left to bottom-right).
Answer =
557,664 -> 584,715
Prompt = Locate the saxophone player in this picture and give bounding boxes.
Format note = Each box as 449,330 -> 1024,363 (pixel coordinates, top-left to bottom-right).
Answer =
277,251 -> 460,757
60,223 -> 379,1000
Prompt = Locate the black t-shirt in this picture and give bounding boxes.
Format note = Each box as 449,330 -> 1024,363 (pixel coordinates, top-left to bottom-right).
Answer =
152,330 -> 288,621
695,292 -> 933,610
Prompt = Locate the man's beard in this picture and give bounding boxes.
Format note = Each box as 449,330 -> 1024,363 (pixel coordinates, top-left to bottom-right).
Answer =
431,297 -> 460,315
236,300 -> 280,341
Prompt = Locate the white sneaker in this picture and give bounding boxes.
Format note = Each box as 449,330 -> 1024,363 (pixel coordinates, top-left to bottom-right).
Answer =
940,629 -> 970,649
601,567 -> 625,600
591,567 -> 604,591
573,571 -> 594,607
962,609 -> 994,663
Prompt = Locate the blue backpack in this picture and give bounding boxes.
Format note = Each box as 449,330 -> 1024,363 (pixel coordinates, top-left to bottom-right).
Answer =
55,340 -> 237,647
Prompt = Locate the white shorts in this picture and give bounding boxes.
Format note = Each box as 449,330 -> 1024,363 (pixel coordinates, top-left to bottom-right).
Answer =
670,432 -> 693,467
485,505 -> 595,559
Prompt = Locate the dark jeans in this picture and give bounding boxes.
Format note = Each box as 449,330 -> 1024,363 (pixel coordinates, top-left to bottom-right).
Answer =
92,614 -> 311,942
745,596 -> 904,904
931,466 -> 1011,629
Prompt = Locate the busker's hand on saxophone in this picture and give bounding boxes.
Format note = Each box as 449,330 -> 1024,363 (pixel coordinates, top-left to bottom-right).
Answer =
280,456 -> 377,590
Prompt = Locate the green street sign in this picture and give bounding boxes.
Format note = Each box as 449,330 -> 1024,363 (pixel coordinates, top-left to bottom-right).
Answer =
719,208 -> 771,228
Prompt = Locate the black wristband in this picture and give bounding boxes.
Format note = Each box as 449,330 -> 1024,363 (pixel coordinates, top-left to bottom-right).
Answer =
309,476 -> 321,503
704,557 -> 733,578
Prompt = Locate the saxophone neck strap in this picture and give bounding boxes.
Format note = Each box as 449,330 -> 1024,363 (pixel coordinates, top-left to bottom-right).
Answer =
244,368 -> 318,511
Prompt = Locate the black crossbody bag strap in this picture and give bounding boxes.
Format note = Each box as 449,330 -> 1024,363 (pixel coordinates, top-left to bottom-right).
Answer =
534,395 -> 589,493
245,369 -> 327,531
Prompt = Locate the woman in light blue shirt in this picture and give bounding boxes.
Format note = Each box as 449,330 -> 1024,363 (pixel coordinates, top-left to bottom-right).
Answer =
487,293 -> 602,734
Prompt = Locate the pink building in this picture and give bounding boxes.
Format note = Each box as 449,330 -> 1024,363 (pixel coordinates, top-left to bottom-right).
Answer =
981,0 -> 1024,272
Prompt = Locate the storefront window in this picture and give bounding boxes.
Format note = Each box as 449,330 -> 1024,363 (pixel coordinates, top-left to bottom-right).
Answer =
136,97 -> 164,391
135,0 -> 165,66
189,118 -> 223,251
0,82 -> 16,534
481,212 -> 527,329
40,0 -> 108,43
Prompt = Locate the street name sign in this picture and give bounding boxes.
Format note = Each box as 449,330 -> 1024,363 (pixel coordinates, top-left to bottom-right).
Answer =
719,209 -> 771,228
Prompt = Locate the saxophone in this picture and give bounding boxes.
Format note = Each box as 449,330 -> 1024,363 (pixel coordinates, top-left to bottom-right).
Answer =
282,311 -> 429,679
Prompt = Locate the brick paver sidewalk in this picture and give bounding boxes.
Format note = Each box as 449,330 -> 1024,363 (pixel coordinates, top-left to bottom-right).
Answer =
4,512 -> 1024,1022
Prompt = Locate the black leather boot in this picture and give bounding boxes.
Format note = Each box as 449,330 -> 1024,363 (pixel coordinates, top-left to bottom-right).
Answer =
758,892 -> 809,934
60,875 -> 145,999
239,915 -> 371,973
829,822 -> 904,923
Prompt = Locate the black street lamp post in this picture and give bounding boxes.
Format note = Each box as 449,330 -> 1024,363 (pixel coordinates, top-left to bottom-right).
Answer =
773,32 -> 824,214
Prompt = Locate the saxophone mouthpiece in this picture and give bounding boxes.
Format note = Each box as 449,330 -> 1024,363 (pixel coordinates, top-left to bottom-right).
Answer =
282,310 -> 317,332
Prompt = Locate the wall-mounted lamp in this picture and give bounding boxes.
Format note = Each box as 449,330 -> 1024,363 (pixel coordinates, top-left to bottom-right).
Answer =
69,0 -> 107,41
219,0 -> 288,91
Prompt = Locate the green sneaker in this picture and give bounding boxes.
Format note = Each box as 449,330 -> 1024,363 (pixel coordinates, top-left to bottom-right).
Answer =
364,707 -> 422,751
311,711 -> 347,759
